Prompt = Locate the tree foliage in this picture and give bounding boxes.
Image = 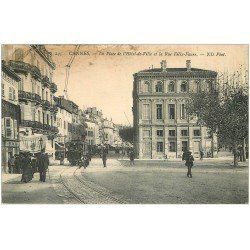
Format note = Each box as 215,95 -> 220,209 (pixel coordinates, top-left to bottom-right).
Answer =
188,88 -> 248,166
119,126 -> 134,143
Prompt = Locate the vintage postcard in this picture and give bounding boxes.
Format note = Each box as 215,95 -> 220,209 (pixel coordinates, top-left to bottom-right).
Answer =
1,44 -> 248,204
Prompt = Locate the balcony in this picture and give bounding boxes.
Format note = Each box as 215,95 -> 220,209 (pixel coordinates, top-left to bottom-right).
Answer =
50,82 -> 58,93
50,104 -> 58,113
43,124 -> 51,131
9,60 -> 30,74
20,120 -> 43,129
30,65 -> 41,80
18,90 -> 42,104
9,60 -> 42,80
51,126 -> 59,134
41,100 -> 51,109
42,76 -> 50,87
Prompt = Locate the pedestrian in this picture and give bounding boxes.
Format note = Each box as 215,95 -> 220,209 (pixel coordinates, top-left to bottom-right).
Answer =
129,150 -> 135,166
21,153 -> 32,182
8,155 -> 15,174
17,154 -> 23,174
38,150 -> 49,182
31,155 -> 37,178
185,151 -> 194,178
102,148 -> 108,168
13,154 -> 19,173
59,153 -> 64,165
182,150 -> 187,161
200,150 -> 204,161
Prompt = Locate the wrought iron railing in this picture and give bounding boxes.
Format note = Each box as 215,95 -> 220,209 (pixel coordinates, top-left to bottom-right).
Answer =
41,100 -> 50,109
50,104 -> 58,113
42,75 -> 50,87
50,82 -> 58,92
9,60 -> 30,73
18,90 -> 42,103
20,120 -> 43,129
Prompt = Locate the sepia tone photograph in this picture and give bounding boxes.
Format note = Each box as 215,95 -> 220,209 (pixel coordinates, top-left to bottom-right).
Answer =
1,44 -> 249,204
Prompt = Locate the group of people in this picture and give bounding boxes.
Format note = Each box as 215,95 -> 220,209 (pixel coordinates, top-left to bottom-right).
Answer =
7,150 -> 50,183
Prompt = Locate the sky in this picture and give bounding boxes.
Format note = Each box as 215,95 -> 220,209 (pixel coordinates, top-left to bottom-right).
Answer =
46,45 -> 248,125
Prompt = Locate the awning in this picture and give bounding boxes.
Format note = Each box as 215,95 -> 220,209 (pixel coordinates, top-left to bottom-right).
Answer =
20,134 -> 46,153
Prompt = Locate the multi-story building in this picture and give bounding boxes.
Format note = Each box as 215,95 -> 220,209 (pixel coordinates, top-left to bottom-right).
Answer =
1,60 -> 21,172
133,60 -> 218,159
2,45 -> 58,157
55,96 -> 85,141
84,107 -> 103,145
103,118 -> 115,146
85,120 -> 96,146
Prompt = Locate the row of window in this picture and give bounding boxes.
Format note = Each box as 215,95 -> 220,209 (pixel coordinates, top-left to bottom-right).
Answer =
57,117 -> 67,130
32,80 -> 53,103
2,118 -> 18,139
2,84 -> 17,101
142,103 -> 186,120
156,141 -> 189,153
21,108 -> 54,126
141,80 -> 213,93
17,76 -> 54,103
2,72 -> 18,85
144,129 -> 201,137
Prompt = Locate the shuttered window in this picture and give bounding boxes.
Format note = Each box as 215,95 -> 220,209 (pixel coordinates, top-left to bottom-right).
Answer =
5,117 -> 12,138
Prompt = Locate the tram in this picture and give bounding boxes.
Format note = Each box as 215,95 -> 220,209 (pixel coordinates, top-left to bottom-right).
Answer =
66,140 -> 89,166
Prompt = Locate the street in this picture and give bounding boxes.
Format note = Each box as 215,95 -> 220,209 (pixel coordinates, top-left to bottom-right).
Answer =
2,157 -> 248,204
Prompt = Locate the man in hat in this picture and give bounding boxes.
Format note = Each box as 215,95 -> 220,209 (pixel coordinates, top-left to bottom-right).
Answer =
38,150 -> 50,182
129,150 -> 135,166
102,147 -> 108,168
185,151 -> 194,178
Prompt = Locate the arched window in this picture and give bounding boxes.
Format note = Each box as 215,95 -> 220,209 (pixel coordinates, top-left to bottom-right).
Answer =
155,81 -> 163,93
181,82 -> 187,92
143,81 -> 150,92
195,80 -> 201,93
168,82 -> 175,92
206,80 -> 213,92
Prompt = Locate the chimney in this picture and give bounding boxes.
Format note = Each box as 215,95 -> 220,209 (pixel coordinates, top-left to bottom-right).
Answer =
161,60 -> 167,72
186,60 -> 191,72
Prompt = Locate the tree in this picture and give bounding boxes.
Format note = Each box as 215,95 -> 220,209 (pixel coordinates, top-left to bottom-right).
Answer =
119,126 -> 134,144
188,88 -> 248,167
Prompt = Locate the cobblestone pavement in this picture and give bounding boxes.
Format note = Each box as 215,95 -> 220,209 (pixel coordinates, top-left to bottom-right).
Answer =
1,157 -> 248,204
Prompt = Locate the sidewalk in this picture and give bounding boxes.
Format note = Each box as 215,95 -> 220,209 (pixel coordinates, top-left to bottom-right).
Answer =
2,173 -> 21,183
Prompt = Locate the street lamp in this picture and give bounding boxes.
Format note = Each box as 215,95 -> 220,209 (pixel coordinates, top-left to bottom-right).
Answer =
39,137 -> 43,153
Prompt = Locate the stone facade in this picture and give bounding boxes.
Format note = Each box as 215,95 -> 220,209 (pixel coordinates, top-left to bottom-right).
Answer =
2,45 -> 58,157
1,61 -> 21,172
133,60 -> 218,159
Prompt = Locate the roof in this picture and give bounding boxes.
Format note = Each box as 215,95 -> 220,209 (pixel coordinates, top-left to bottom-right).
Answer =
135,67 -> 217,77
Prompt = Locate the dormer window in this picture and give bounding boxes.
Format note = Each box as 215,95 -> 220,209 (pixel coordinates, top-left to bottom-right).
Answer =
155,81 -> 163,93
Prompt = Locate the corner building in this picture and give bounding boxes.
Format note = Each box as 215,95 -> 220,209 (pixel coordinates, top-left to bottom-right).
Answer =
2,45 -> 58,156
133,60 -> 218,159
